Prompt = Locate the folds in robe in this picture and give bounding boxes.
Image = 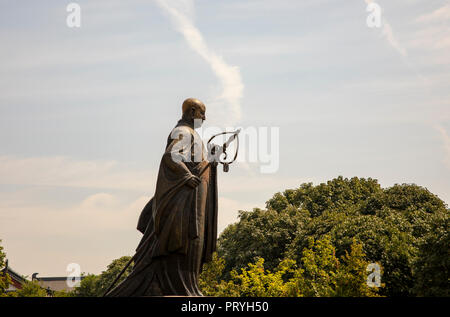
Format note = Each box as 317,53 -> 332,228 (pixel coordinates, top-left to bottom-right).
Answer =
106,121 -> 218,296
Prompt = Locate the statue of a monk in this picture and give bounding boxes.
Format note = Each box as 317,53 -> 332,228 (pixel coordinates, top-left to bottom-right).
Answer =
106,98 -> 218,296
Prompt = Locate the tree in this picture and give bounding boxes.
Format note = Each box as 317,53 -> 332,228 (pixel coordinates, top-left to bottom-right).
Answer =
199,253 -> 227,296
72,274 -> 99,297
286,209 -> 416,296
200,253 -> 298,297
266,176 -> 382,217
287,235 -> 379,297
225,257 -> 296,297
53,289 -> 74,297
413,210 -> 450,296
200,237 -> 379,297
16,280 -> 48,297
295,235 -> 340,297
72,256 -> 133,297
0,240 -> 12,296
218,207 -> 309,278
96,256 -> 133,296
334,239 -> 382,297
217,177 -> 449,296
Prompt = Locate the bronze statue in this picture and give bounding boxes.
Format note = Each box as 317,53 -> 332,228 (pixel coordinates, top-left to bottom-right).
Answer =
105,98 -> 239,297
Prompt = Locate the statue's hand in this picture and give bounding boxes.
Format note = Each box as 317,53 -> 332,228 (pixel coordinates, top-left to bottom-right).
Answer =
195,160 -> 209,173
211,161 -> 218,168
187,175 -> 201,188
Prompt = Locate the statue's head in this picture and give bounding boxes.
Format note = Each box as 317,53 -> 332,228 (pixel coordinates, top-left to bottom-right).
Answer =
182,98 -> 206,127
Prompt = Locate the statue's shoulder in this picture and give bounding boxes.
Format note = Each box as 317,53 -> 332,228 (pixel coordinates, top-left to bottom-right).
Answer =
170,124 -> 195,140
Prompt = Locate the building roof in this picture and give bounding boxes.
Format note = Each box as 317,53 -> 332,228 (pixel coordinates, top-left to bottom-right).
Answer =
1,261 -> 27,284
33,273 -> 84,292
1,261 -> 27,291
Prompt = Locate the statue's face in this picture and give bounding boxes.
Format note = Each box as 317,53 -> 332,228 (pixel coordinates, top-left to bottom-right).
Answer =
190,104 -> 206,127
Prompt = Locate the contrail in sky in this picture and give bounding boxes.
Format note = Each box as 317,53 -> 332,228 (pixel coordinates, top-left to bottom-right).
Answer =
364,1 -> 430,83
155,0 -> 244,125
365,0 -> 407,57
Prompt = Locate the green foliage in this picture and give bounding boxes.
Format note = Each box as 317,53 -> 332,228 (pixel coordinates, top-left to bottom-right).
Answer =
72,256 -> 133,297
96,256 -> 133,296
16,280 -> 48,297
296,236 -> 340,296
381,184 -> 445,213
72,274 -> 100,297
218,207 -> 309,278
52,289 -> 75,297
218,176 -> 449,296
266,176 -> 382,217
286,210 -> 416,296
201,237 -> 379,297
333,239 -> 382,297
0,240 -> 12,296
288,236 -> 378,297
199,253 -> 227,296
413,210 -> 450,296
226,257 -> 296,297
200,253 -> 298,297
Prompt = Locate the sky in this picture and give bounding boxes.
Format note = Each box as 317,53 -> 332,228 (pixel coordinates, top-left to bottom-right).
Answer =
0,0 -> 449,277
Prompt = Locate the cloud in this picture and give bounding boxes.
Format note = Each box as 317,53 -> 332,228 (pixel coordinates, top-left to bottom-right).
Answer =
154,0 -> 244,125
0,189 -> 147,276
410,4 -> 450,52
364,0 -> 407,57
381,20 -> 407,57
407,25 -> 450,51
80,192 -> 120,210
416,4 -> 450,23
0,155 -> 156,275
0,156 -> 156,191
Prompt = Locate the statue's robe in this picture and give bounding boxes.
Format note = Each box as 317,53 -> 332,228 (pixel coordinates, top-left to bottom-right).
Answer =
106,121 -> 218,296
